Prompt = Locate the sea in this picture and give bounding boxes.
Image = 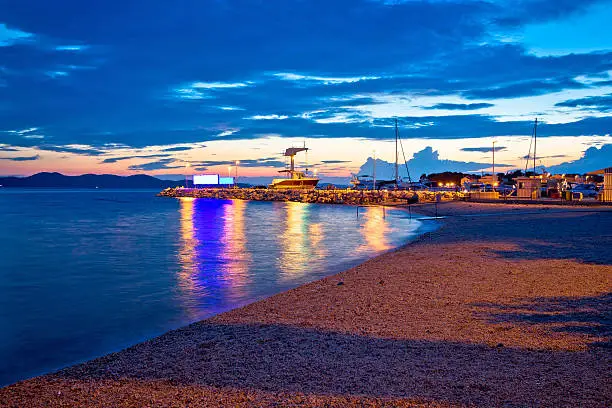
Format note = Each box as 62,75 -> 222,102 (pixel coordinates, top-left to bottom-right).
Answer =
0,189 -> 431,386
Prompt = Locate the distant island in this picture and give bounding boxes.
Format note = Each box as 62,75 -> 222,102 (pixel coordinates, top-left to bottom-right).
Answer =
0,172 -> 183,189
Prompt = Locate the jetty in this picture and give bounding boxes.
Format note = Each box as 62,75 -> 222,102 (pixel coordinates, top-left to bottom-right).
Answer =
158,187 -> 463,205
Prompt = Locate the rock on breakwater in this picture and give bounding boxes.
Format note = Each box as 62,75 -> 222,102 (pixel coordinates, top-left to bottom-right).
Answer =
158,187 -> 463,205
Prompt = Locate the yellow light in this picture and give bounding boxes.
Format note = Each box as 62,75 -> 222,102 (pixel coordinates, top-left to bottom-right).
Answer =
438,182 -> 443,187
450,182 -> 455,187
493,182 -> 499,187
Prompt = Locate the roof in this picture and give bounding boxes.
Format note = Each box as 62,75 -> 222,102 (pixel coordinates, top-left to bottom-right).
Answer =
587,167 -> 612,175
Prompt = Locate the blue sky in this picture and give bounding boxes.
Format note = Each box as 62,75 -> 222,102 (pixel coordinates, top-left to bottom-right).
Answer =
1,0 -> 611,178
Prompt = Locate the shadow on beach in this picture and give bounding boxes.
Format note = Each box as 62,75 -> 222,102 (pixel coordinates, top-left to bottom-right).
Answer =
52,320 -> 609,407
473,293 -> 612,349
418,202 -> 612,265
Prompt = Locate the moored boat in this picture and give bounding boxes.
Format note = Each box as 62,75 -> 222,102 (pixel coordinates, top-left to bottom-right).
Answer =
269,146 -> 319,190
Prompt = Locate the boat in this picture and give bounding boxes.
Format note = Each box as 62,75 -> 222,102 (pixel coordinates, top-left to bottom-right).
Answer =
352,119 -> 419,193
269,146 -> 319,190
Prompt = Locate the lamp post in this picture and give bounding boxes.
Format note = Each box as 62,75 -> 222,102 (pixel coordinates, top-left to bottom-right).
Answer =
185,162 -> 191,188
372,150 -> 376,191
235,160 -> 240,188
492,141 -> 496,183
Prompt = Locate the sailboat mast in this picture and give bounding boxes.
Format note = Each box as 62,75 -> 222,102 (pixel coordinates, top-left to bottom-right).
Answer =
373,151 -> 376,191
533,118 -> 538,175
394,118 -> 399,183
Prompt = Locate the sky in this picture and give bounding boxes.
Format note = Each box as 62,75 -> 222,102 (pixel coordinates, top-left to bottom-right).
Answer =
1,0 -> 611,181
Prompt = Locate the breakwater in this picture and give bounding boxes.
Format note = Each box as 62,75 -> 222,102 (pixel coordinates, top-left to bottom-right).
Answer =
158,187 -> 463,205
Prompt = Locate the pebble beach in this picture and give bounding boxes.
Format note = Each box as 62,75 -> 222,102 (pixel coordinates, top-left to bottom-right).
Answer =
1,202 -> 610,407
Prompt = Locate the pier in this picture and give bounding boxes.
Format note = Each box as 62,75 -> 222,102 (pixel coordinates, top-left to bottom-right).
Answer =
158,187 -> 463,205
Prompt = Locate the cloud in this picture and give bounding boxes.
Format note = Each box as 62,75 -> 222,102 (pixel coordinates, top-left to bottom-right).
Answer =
37,144 -> 105,156
0,154 -> 40,161
45,71 -> 69,79
101,153 -> 170,164
547,144 -> 612,173
192,81 -> 251,89
127,158 -> 183,171
217,128 -> 239,137
2,0 -> 612,167
6,127 -> 39,135
54,45 -> 90,52
321,160 -> 352,164
161,146 -> 194,152
464,78 -> 587,99
173,81 -> 253,100
189,156 -> 286,169
461,146 -> 507,153
555,94 -> 612,111
247,114 -> 289,120
218,106 -> 244,111
425,103 -> 494,110
0,24 -> 33,46
358,146 -> 512,178
272,72 -> 380,85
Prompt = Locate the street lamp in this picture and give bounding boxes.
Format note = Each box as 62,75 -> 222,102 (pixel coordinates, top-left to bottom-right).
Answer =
492,141 -> 496,183
185,162 -> 191,188
235,160 -> 240,188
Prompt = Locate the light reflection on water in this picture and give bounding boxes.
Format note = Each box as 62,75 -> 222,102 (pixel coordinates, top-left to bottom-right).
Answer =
0,191 -> 429,387
175,198 -> 425,318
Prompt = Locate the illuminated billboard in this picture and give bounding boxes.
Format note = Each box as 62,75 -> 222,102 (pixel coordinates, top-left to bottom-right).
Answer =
219,177 -> 234,185
193,174 -> 219,185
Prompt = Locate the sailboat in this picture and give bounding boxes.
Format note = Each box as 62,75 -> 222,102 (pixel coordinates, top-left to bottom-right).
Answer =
351,118 -> 416,191
268,146 -> 320,189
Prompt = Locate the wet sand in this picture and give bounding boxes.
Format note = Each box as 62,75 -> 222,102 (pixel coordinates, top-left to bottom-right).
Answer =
2,202 -> 611,407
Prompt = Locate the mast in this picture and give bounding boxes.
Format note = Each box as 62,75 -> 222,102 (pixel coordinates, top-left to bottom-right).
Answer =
533,118 -> 538,175
492,141 -> 496,180
373,151 -> 377,191
394,118 -> 399,183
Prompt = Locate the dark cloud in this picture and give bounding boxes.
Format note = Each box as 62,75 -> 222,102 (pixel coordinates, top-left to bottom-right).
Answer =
101,153 -> 170,164
320,160 -> 352,164
555,94 -> 612,111
461,146 -> 507,153
161,146 -> 196,152
0,154 -> 40,161
36,145 -> 105,156
464,78 -> 587,100
425,103 -> 494,110
127,158 -> 183,171
189,157 -> 287,169
0,0 -> 611,152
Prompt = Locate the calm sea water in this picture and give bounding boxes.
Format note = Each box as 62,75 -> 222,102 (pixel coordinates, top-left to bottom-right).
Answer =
0,189 -> 429,386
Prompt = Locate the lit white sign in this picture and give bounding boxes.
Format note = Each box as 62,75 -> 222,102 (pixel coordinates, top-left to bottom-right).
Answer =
193,174 -> 219,185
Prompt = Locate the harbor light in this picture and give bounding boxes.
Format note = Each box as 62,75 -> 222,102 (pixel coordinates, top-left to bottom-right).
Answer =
438,182 -> 443,187
235,160 -> 240,186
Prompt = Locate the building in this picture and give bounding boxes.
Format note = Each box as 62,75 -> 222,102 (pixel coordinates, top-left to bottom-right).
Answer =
604,168 -> 612,202
516,177 -> 541,199
479,174 -> 498,186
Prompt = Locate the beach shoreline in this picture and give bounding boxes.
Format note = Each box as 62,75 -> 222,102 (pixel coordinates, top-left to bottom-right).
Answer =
2,202 -> 611,407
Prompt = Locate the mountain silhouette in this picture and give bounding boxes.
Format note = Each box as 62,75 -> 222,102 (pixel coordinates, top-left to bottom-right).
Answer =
0,172 -> 183,188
